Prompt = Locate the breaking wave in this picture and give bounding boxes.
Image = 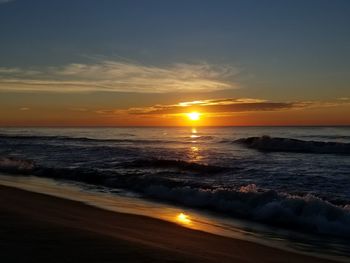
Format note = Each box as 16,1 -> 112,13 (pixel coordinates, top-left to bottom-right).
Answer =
146,184 -> 350,238
235,136 -> 350,155
1,156 -> 350,239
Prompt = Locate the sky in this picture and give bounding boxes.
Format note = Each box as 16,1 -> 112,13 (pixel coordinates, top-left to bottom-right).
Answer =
0,0 -> 349,126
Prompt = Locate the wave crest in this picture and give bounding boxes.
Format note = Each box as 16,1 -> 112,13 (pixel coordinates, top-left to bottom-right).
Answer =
145,184 -> 350,237
235,136 -> 350,154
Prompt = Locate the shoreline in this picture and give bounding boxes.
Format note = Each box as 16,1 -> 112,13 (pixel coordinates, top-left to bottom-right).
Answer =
0,185 -> 337,263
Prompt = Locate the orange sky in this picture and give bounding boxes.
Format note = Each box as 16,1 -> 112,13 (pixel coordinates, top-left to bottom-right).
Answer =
1,97 -> 349,126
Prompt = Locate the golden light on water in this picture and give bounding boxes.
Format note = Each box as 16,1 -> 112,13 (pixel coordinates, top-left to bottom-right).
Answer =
191,146 -> 199,152
176,212 -> 191,225
187,112 -> 200,121
190,127 -> 199,138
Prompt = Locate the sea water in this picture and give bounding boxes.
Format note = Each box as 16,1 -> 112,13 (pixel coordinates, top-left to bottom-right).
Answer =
0,127 -> 349,261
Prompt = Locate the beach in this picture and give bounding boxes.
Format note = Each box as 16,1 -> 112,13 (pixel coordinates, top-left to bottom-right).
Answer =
0,185 -> 336,263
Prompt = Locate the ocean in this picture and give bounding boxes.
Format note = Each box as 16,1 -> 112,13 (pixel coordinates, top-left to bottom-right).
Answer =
0,127 -> 349,261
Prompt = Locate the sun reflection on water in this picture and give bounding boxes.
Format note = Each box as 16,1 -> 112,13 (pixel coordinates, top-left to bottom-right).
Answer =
190,127 -> 199,142
188,127 -> 203,161
191,146 -> 199,152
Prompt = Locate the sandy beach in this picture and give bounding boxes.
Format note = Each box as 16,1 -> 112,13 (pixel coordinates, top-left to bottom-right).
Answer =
0,185 -> 337,263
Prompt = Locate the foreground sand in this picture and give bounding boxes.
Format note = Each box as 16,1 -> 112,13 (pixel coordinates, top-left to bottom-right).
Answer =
0,185 -> 336,263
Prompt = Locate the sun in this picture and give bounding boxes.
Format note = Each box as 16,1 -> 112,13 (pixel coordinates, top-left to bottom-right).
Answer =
176,213 -> 191,225
187,112 -> 200,121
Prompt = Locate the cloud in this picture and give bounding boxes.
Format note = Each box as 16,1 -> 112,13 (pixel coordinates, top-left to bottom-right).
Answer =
0,61 -> 239,93
0,67 -> 39,75
0,67 -> 21,73
19,107 -> 29,111
96,97 -> 350,118
95,98 -> 317,117
69,107 -> 88,112
129,99 -> 311,115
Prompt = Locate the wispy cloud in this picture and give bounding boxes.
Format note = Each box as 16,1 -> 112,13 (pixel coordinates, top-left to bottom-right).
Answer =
0,67 -> 39,75
95,98 -> 349,117
19,107 -> 30,111
0,61 -> 239,93
0,67 -> 22,74
69,107 -> 89,112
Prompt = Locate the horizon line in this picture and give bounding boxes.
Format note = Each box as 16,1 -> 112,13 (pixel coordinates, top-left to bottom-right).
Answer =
1,125 -> 349,128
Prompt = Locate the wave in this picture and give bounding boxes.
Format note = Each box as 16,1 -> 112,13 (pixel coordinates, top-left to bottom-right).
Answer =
0,134 -> 178,144
145,184 -> 350,238
1,156 -> 350,238
122,159 -> 227,173
0,157 -> 112,184
235,136 -> 350,155
187,135 -> 215,140
0,157 -> 35,173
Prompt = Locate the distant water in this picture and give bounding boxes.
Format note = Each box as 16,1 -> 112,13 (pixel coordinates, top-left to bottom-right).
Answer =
0,127 -> 349,242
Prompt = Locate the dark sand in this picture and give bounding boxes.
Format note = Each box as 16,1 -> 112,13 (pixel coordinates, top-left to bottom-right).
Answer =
0,185 -> 336,263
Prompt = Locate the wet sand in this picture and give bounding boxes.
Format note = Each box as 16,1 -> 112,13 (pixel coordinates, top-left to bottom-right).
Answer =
0,185 -> 336,263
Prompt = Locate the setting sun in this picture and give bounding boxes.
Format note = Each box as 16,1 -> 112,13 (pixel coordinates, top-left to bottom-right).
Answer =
187,112 -> 201,121
176,213 -> 191,225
